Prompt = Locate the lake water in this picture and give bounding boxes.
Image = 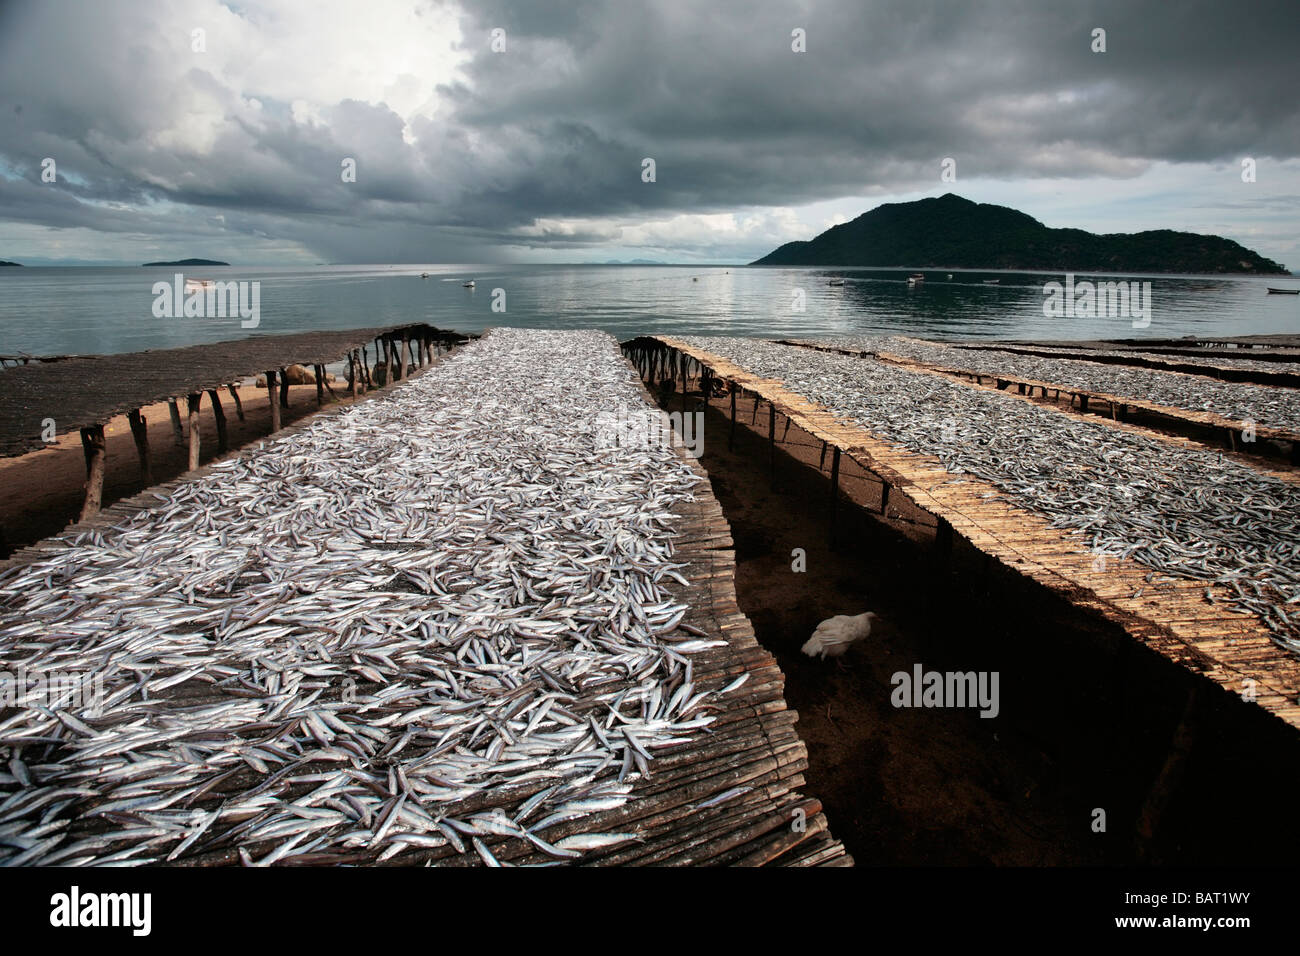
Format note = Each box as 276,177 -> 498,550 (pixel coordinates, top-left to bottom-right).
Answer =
0,264 -> 1296,358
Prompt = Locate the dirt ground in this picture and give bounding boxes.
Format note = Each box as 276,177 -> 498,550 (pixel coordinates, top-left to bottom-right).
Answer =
0,383 -> 354,555
670,383 -> 1300,866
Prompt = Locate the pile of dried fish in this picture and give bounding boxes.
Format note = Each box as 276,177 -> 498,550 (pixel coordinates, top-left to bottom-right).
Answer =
682,336 -> 1300,653
0,329 -> 730,866
799,334 -> 1300,432
951,343 -> 1300,378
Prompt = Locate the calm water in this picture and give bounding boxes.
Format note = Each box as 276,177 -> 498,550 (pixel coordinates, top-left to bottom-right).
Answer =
0,264 -> 1296,357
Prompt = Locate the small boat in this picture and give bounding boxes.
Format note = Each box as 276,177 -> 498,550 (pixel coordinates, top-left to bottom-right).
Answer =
462,280 -> 475,288
827,278 -> 845,287
1267,287 -> 1299,294
947,274 -> 953,280
183,278 -> 215,294
420,272 -> 430,279
692,277 -> 698,282
982,279 -> 1000,285
907,273 -> 924,286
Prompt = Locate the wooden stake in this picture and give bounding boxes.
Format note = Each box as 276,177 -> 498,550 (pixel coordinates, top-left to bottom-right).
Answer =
350,351 -> 359,399
768,402 -> 776,485
279,367 -> 290,409
168,398 -> 186,446
127,409 -> 152,486
729,387 -> 737,451
1136,687 -> 1199,862
79,424 -> 106,521
186,393 -> 202,470
266,370 -> 281,432
207,389 -> 228,454
829,447 -> 841,548
228,385 -> 245,421
315,365 -> 326,406
880,481 -> 891,516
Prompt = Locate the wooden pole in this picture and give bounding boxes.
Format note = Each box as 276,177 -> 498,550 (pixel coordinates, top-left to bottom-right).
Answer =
880,481 -> 891,516
228,385 -> 245,421
79,425 -> 106,521
186,393 -> 202,470
127,409 -> 152,486
168,398 -> 186,446
266,370 -> 281,432
207,389 -> 227,454
829,447 -> 841,548
768,402 -> 777,486
1136,687 -> 1199,862
350,351 -> 359,399
315,365 -> 325,406
729,387 -> 737,451
279,367 -> 290,409
819,440 -> 827,471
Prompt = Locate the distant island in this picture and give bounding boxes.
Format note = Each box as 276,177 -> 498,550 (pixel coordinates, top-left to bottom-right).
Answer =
0,260 -> 22,267
753,194 -> 1288,274
143,258 -> 229,267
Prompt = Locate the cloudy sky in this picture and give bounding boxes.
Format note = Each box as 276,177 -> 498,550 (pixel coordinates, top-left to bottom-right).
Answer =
0,0 -> 1296,267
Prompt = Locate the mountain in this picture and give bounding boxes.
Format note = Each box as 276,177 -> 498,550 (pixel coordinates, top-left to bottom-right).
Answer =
142,257 -> 230,266
753,194 -> 1287,274
0,260 -> 22,266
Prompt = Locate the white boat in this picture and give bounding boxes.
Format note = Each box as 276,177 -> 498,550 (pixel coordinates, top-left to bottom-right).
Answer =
947,273 -> 953,280
827,279 -> 845,287
420,272 -> 430,279
183,278 -> 215,294
907,273 -> 924,286
462,280 -> 475,288
982,279 -> 1000,285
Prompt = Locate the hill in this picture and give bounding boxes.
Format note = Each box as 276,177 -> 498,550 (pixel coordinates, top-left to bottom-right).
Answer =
753,194 -> 1287,274
142,258 -> 230,267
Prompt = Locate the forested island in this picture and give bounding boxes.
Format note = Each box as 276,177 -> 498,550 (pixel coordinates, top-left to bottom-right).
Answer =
754,194 -> 1287,274
142,258 -> 230,267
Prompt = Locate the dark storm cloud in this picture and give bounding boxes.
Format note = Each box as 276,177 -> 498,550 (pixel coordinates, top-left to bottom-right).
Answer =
0,0 -> 1296,262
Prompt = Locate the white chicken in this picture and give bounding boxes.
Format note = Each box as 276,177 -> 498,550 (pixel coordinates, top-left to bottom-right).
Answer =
801,612 -> 879,660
